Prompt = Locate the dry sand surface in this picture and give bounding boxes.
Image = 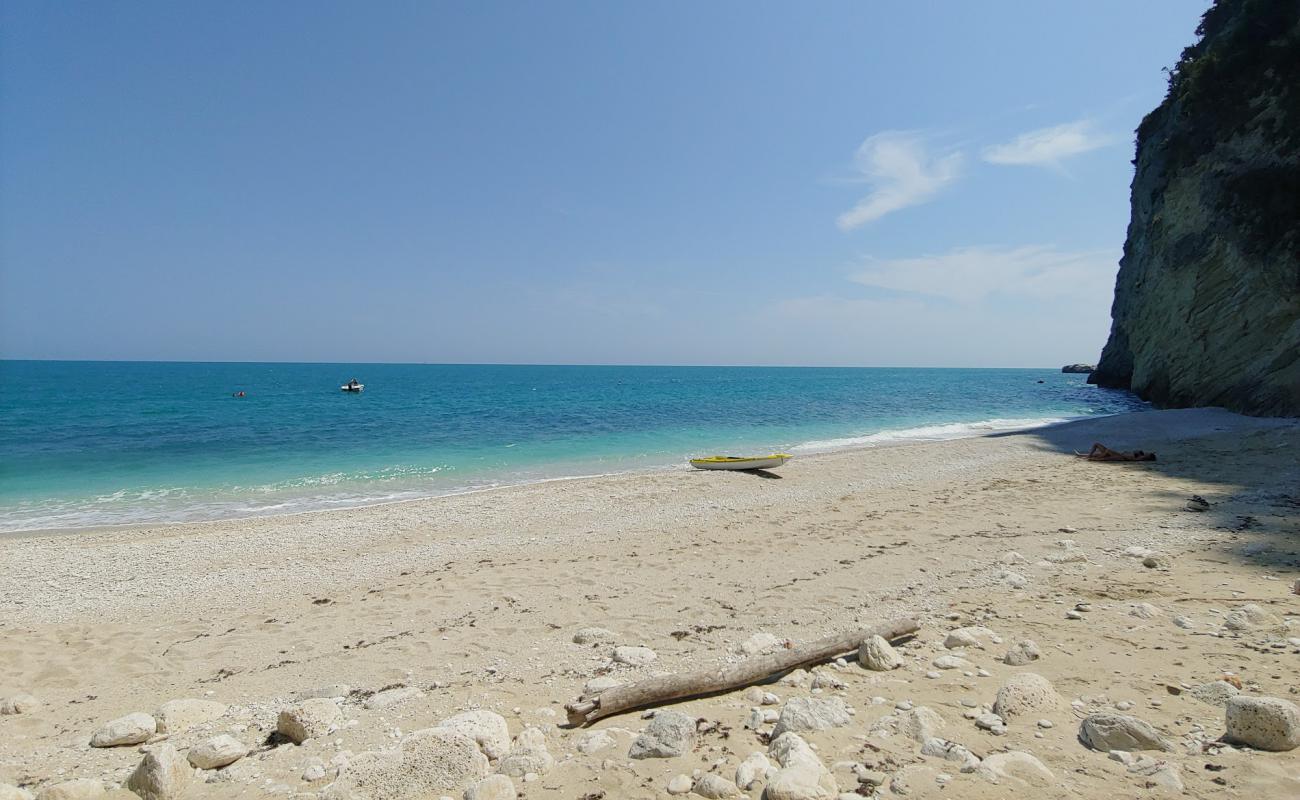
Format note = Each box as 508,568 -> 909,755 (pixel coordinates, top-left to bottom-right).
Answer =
2,407 -> 1299,799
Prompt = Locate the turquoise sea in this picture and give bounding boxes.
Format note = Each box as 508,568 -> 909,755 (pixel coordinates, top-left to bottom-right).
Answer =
0,362 -> 1145,533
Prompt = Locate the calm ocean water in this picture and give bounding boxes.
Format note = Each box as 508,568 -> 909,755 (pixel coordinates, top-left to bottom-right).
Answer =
0,362 -> 1145,532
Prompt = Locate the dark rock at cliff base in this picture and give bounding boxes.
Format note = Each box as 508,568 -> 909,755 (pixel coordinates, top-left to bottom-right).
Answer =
1090,0 -> 1300,417
1061,364 -> 1095,374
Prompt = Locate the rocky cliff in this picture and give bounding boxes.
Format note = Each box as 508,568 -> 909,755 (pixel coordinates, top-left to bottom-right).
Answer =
1089,0 -> 1300,416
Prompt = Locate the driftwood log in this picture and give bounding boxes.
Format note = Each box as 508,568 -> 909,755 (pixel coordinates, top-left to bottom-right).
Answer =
565,616 -> 918,726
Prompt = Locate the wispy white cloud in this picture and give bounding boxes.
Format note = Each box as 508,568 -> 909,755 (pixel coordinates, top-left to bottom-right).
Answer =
982,120 -> 1111,168
836,131 -> 963,230
763,245 -> 1118,365
851,244 -> 1116,303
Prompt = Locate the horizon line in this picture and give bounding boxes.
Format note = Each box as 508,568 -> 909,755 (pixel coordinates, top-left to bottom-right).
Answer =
0,357 -> 1091,371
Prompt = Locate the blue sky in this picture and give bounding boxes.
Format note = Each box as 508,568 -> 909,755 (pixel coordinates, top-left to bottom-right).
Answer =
0,1 -> 1209,366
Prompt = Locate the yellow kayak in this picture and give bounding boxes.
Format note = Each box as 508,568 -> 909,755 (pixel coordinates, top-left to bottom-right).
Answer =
689,454 -> 791,471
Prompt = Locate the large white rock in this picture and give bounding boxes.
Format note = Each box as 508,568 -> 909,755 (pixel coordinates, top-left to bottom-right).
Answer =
931,655 -> 972,670
1225,696 -> 1300,751
857,635 -> 903,671
992,673 -> 1060,719
765,733 -> 837,800
364,686 -> 424,710
1223,604 -> 1280,631
127,743 -> 196,800
324,727 -> 489,800
302,758 -> 328,782
770,697 -> 851,739
919,738 -> 979,770
154,698 -> 227,734
89,712 -> 156,747
769,732 -> 826,772
463,774 -> 516,800
277,698 -> 341,744
0,694 -> 40,715
32,780 -> 104,800
575,729 -> 615,754
899,706 -> 945,743
496,727 -> 554,777
998,570 -> 1029,589
612,645 -> 657,667
438,710 -> 512,760
943,626 -> 997,649
629,711 -> 695,759
187,734 -> 249,769
1079,713 -> 1172,752
0,784 -> 34,800
1003,639 -> 1041,666
1129,602 -> 1163,620
692,774 -> 739,798
975,712 -> 1007,735
976,751 -> 1055,786
735,751 -> 771,790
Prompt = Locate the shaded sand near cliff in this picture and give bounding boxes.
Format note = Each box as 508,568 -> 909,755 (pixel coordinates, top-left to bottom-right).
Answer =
2,408 -> 1299,798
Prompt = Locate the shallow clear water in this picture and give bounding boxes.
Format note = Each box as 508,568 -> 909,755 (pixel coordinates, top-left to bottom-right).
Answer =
0,362 -> 1145,532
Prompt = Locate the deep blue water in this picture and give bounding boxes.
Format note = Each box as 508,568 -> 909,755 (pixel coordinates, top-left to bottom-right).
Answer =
0,362 -> 1145,532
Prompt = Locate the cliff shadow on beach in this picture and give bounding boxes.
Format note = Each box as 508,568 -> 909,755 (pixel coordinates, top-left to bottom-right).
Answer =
992,408 -> 1300,572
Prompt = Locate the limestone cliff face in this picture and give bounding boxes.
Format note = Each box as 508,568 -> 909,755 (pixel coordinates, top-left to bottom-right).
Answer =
1090,0 -> 1300,416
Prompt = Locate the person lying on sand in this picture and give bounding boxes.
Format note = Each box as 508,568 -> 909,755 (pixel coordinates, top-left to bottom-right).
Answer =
1076,442 -> 1157,462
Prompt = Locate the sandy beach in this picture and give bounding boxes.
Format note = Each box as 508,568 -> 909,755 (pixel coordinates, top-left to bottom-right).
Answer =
3,407 -> 1299,799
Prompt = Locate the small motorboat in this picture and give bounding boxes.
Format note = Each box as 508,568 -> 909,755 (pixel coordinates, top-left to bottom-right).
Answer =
690,454 -> 791,471
340,380 -> 364,393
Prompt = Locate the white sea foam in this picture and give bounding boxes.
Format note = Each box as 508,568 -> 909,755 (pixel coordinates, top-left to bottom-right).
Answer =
790,416 -> 1078,453
0,469 -> 597,534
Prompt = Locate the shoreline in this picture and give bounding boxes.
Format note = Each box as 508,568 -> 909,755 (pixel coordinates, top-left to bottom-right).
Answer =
2,406 -> 1294,624
0,411 -> 1108,539
2,407 -> 1298,798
